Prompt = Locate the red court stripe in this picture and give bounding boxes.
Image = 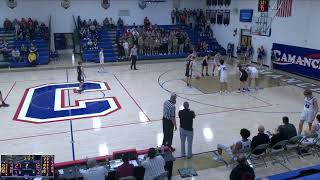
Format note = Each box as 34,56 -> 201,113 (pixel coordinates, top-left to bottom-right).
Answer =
113,74 -> 151,121
4,81 -> 16,101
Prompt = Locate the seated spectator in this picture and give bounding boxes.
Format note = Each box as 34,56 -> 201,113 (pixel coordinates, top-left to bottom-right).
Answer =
79,158 -> 108,180
141,148 -> 166,180
281,116 -> 297,140
3,18 -> 12,32
11,47 -> 21,62
251,125 -> 270,155
269,126 -> 287,149
116,154 -> 134,179
230,154 -> 255,180
20,44 -> 28,59
214,129 -> 251,162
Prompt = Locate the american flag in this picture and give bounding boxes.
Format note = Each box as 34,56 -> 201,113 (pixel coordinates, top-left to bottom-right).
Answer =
276,0 -> 293,17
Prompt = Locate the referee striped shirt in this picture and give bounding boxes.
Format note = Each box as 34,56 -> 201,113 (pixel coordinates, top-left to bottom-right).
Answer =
163,100 -> 176,119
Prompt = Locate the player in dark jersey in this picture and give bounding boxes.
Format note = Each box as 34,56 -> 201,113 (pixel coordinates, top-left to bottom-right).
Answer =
201,54 -> 211,76
237,65 -> 249,92
0,91 -> 9,107
77,61 -> 86,94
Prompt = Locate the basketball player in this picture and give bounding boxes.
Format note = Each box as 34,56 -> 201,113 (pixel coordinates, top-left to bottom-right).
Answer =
218,59 -> 228,93
246,65 -> 259,90
0,91 -> 9,107
185,56 -> 196,87
77,61 -> 86,94
237,65 -> 248,92
298,89 -> 318,135
201,54 -> 211,76
98,48 -> 104,72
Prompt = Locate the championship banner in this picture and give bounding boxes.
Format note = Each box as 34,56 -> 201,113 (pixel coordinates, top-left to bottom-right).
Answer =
218,0 -> 224,6
272,43 -> 320,80
101,0 -> 110,9
224,0 -> 231,6
210,10 -> 217,24
6,0 -> 17,9
61,0 -> 71,9
217,10 -> 224,25
223,10 -> 230,26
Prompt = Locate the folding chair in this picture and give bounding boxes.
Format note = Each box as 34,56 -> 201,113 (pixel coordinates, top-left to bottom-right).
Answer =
269,140 -> 290,170
284,135 -> 303,161
246,143 -> 269,168
298,134 -> 318,157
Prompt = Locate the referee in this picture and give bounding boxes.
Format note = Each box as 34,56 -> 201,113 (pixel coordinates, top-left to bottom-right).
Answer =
162,93 -> 177,151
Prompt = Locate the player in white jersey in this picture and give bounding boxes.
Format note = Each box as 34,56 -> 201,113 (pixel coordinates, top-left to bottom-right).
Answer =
246,65 -> 259,90
218,59 -> 228,93
98,48 -> 105,72
298,89 -> 319,135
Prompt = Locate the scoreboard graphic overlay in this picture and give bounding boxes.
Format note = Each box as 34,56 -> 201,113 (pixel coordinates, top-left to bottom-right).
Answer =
1,155 -> 54,178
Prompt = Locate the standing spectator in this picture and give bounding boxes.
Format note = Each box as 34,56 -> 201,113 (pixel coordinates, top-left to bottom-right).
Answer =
138,36 -> 144,55
179,102 -> 195,158
172,36 -> 178,55
11,47 -> 21,62
251,125 -> 270,155
141,148 -> 166,180
117,41 -> 125,60
122,40 -> 129,60
116,154 -> 134,179
230,154 -> 255,180
130,45 -> 138,70
79,158 -> 108,180
162,93 -> 177,151
281,116 -> 297,140
171,9 -> 176,24
178,34 -> 185,54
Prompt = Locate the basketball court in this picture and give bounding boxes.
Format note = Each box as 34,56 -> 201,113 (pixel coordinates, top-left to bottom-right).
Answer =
0,60 -> 313,163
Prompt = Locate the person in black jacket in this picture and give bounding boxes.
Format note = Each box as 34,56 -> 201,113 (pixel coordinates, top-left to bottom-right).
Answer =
251,125 -> 270,155
230,154 -> 255,180
270,126 -> 287,149
179,102 -> 195,158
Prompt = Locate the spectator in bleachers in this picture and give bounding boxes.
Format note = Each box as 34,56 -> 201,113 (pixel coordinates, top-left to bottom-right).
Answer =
144,17 -> 151,27
116,154 -> 134,179
122,40 -> 129,60
269,126 -> 286,149
103,17 -> 109,27
79,158 -> 108,180
28,43 -> 38,66
142,148 -> 166,180
214,128 -> 251,162
229,154 -> 255,180
20,44 -> 28,59
251,125 -> 270,155
171,9 -> 176,24
117,17 -> 124,28
172,35 -> 178,55
281,116 -> 297,140
3,18 -> 12,32
11,47 -> 21,62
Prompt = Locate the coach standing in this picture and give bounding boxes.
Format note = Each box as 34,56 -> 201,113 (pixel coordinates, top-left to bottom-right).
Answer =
162,93 -> 177,151
179,102 -> 195,158
130,44 -> 138,70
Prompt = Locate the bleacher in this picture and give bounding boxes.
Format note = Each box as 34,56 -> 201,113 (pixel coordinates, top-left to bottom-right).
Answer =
0,28 -> 49,68
115,25 -> 226,61
81,28 -> 118,63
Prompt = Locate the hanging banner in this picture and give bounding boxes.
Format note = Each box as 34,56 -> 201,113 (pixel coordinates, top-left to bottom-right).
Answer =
212,0 -> 218,6
272,43 -> 320,80
223,10 -> 230,26
218,0 -> 224,6
6,0 -> 17,9
138,0 -> 147,9
206,0 -> 212,6
217,10 -> 224,24
101,0 -> 110,9
211,10 -> 217,24
224,0 -> 231,6
61,0 -> 71,9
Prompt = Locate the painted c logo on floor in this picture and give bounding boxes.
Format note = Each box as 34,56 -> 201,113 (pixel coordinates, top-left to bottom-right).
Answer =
13,81 -> 121,123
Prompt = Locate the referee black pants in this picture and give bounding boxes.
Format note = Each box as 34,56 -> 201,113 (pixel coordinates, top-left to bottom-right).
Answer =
131,55 -> 137,70
162,118 -> 174,147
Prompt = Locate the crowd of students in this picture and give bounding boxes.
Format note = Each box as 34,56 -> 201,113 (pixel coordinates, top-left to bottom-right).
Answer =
3,18 -> 49,40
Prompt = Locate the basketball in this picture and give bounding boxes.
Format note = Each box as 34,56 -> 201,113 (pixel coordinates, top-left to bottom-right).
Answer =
196,75 -> 201,80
